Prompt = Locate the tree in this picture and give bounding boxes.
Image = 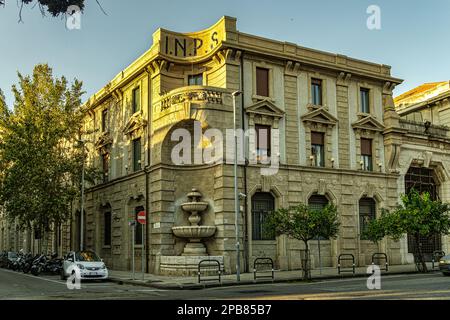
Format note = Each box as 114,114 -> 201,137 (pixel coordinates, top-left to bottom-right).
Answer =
363,189 -> 450,273
0,0 -> 106,22
265,203 -> 340,280
0,64 -> 97,250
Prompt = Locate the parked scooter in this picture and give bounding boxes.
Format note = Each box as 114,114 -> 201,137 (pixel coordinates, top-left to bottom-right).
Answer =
30,254 -> 47,276
22,253 -> 38,274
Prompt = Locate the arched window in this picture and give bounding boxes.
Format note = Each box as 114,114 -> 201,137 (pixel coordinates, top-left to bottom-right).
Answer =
252,193 -> 275,240
103,210 -> 112,247
308,194 -> 329,211
308,194 -> 329,240
359,198 -> 376,240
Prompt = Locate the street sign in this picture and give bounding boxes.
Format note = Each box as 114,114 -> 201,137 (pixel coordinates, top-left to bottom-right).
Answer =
137,211 -> 146,225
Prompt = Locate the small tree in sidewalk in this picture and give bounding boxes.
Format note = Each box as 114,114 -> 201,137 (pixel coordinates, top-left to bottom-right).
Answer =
264,203 -> 340,280
362,189 -> 450,273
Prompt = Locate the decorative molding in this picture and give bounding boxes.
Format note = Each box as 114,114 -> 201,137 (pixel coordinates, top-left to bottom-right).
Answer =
123,111 -> 148,136
352,114 -> 385,132
301,106 -> 338,127
245,99 -> 285,118
337,72 -> 352,86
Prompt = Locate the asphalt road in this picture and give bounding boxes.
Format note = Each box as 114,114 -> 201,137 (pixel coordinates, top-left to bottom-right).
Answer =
1,267 -> 450,300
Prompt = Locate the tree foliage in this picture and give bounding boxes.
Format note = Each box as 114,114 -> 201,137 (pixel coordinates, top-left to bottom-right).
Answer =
265,203 -> 340,280
0,64 -> 92,234
362,189 -> 450,272
0,0 -> 106,22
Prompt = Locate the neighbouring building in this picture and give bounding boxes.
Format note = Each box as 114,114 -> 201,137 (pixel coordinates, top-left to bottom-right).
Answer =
3,17 -> 450,275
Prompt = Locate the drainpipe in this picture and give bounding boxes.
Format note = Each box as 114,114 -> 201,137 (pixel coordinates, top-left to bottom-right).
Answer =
145,67 -> 152,273
238,51 -> 250,273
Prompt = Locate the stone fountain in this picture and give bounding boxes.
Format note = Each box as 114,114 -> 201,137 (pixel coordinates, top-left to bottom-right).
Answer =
159,188 -> 224,276
172,188 -> 216,255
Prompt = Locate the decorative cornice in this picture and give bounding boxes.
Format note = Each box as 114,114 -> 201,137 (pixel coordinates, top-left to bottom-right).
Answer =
352,114 -> 385,132
301,106 -> 338,126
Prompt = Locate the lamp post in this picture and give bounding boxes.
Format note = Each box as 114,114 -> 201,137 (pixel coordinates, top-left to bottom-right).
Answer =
78,139 -> 86,251
232,91 -> 242,282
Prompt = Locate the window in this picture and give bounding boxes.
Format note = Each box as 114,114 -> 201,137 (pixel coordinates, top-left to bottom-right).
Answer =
101,109 -> 108,132
308,195 -> 329,240
132,138 -> 141,172
311,78 -> 322,105
188,73 -> 203,86
134,206 -> 144,245
256,67 -> 269,97
359,198 -> 376,240
255,124 -> 271,162
311,132 -> 325,167
104,211 -> 111,246
102,153 -> 110,183
132,87 -> 140,113
360,88 -> 370,113
252,193 -> 275,240
361,138 -> 373,171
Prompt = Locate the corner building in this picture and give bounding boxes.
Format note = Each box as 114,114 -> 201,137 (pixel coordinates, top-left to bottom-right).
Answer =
38,17 -> 450,274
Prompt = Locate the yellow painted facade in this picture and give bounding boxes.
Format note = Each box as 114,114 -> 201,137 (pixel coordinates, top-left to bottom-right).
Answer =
3,17 -> 450,275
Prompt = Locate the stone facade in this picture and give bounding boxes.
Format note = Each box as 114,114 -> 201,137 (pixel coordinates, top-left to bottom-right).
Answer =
3,17 -> 450,275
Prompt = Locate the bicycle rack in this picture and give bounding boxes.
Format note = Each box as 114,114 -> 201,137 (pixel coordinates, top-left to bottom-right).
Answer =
197,259 -> 222,284
432,250 -> 446,270
338,254 -> 355,275
371,253 -> 388,271
253,258 -> 275,282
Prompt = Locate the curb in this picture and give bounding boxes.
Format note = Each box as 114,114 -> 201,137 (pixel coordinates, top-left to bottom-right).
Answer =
109,269 -> 439,290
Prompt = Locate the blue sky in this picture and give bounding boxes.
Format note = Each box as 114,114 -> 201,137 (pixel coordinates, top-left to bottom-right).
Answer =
1,0 -> 449,106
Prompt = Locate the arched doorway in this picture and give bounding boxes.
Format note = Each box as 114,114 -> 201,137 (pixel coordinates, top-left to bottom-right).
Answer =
405,166 -> 441,261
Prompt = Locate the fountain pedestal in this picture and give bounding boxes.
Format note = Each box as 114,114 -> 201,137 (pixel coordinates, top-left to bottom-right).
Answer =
159,189 -> 222,276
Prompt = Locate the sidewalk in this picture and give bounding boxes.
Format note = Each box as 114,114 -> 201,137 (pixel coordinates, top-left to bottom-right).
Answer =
108,262 -> 439,290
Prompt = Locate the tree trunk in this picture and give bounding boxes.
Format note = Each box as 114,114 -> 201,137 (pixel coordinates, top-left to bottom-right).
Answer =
415,234 -> 428,273
302,241 -> 311,281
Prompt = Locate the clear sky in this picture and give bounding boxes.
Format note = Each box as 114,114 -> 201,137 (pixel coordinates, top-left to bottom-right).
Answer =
1,0 -> 450,106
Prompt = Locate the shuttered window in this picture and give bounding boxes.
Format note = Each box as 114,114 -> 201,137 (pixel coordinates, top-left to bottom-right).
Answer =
311,132 -> 325,167
256,124 -> 271,162
361,138 -> 373,171
256,67 -> 269,97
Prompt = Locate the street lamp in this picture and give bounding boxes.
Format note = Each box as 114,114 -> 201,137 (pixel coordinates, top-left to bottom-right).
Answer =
77,139 -> 86,251
232,90 -> 242,282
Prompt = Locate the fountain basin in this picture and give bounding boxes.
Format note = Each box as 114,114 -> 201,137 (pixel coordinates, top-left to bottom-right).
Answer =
172,226 -> 216,239
181,201 -> 208,213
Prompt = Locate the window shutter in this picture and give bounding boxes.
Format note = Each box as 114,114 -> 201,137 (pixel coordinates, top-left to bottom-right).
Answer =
256,67 -> 269,97
311,132 -> 324,145
361,138 -> 372,155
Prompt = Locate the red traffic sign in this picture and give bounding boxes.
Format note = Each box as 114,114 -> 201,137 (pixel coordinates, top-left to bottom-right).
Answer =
137,211 -> 146,225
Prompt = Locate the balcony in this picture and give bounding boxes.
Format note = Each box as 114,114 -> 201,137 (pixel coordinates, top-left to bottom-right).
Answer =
159,86 -> 225,112
399,119 -> 450,140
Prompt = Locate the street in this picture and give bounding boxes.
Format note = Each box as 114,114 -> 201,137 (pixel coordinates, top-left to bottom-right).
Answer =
1,268 -> 450,300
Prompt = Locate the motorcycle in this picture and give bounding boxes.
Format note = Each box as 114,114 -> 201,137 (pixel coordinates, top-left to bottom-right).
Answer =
22,253 -> 38,274
30,254 -> 47,276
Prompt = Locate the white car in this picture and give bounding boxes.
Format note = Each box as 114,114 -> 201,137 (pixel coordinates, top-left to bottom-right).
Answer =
61,250 -> 108,281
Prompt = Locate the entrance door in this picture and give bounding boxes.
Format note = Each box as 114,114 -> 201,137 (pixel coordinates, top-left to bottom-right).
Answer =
405,166 -> 441,261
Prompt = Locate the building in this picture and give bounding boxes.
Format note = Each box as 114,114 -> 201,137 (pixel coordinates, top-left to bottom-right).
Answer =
2,17 -> 450,275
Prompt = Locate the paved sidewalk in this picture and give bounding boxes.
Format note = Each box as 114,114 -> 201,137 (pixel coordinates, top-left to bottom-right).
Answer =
108,262 -> 439,290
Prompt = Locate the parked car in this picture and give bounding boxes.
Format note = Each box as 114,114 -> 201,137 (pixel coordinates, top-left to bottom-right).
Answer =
439,254 -> 450,276
61,250 -> 108,281
0,251 -> 18,269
